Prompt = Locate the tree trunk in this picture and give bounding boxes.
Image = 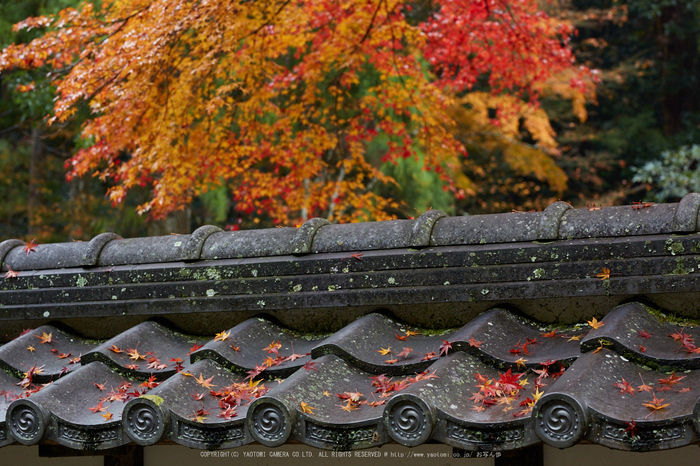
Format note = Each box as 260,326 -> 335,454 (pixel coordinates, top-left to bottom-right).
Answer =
28,126 -> 44,236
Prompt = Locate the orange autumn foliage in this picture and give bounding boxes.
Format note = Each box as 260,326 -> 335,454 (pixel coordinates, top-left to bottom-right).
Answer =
0,0 -> 590,224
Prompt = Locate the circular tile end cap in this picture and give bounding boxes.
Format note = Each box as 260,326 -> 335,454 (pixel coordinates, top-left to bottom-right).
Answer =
7,399 -> 47,445
533,393 -> 588,448
383,394 -> 435,446
123,397 -> 169,446
247,398 -> 295,447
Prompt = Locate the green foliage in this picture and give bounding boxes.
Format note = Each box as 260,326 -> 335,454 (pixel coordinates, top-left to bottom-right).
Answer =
632,145 -> 700,202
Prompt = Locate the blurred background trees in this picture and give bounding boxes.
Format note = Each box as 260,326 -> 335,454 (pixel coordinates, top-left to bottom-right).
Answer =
0,0 -> 698,242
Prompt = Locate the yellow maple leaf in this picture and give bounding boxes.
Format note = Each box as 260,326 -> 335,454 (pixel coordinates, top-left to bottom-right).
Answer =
588,317 -> 604,330
375,347 -> 392,356
299,402 -> 315,414
214,330 -> 230,342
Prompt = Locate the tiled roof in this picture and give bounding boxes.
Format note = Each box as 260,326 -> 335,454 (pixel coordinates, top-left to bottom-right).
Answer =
1,304 -> 700,452
2,195 -> 700,453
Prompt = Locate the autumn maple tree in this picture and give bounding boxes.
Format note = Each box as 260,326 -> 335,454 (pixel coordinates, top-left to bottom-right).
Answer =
0,0 -> 590,224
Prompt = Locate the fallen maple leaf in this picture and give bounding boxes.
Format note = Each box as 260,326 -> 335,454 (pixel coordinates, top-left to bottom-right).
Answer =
302,360 -> 318,372
642,393 -> 671,418
141,374 -> 159,389
587,317 -> 604,330
632,201 -> 654,210
194,373 -> 216,389
217,406 -> 237,420
637,330 -> 653,339
623,419 -> 638,438
404,330 -> 420,337
396,347 -> 413,359
109,345 -> 123,353
214,330 -> 231,342
439,340 -> 452,356
514,357 -> 528,370
395,333 -> 408,341
376,347 -> 392,356
94,382 -> 106,391
658,373 -> 686,386
613,378 -> 636,396
89,401 -> 108,413
22,239 -> 38,255
541,329 -> 558,338
101,412 -> 113,422
594,267 -> 611,280
299,401 -> 315,414
35,332 -> 54,344
191,406 -> 211,422
263,340 -> 282,354
27,346 -> 35,352
4,266 -> 19,279
467,337 -> 483,348
126,347 -> 145,361
188,343 -> 204,354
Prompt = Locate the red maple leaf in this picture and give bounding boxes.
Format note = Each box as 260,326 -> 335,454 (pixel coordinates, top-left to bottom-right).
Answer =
498,369 -> 524,393
396,347 -> 413,359
439,340 -> 452,356
395,333 -> 408,341
302,360 -> 318,372
141,374 -> 159,389
623,419 -> 637,438
245,364 -> 266,380
658,373 -> 686,386
188,343 -> 204,355
613,378 -> 636,396
22,239 -> 38,255
637,330 -> 653,339
467,337 -> 483,348
88,401 -> 108,413
420,351 -> 438,362
4,266 -> 19,279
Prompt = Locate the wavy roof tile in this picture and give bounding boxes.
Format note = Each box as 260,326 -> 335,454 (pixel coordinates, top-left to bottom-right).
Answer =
2,195 -> 700,455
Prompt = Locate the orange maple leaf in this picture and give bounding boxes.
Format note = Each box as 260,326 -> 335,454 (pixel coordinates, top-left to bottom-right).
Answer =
22,239 -> 38,255
27,346 -> 35,352
376,347 -> 392,356
194,373 -> 216,389
642,393 -> 671,418
262,340 -> 282,354
35,331 -> 54,344
594,267 -> 611,280
101,412 -> 113,422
